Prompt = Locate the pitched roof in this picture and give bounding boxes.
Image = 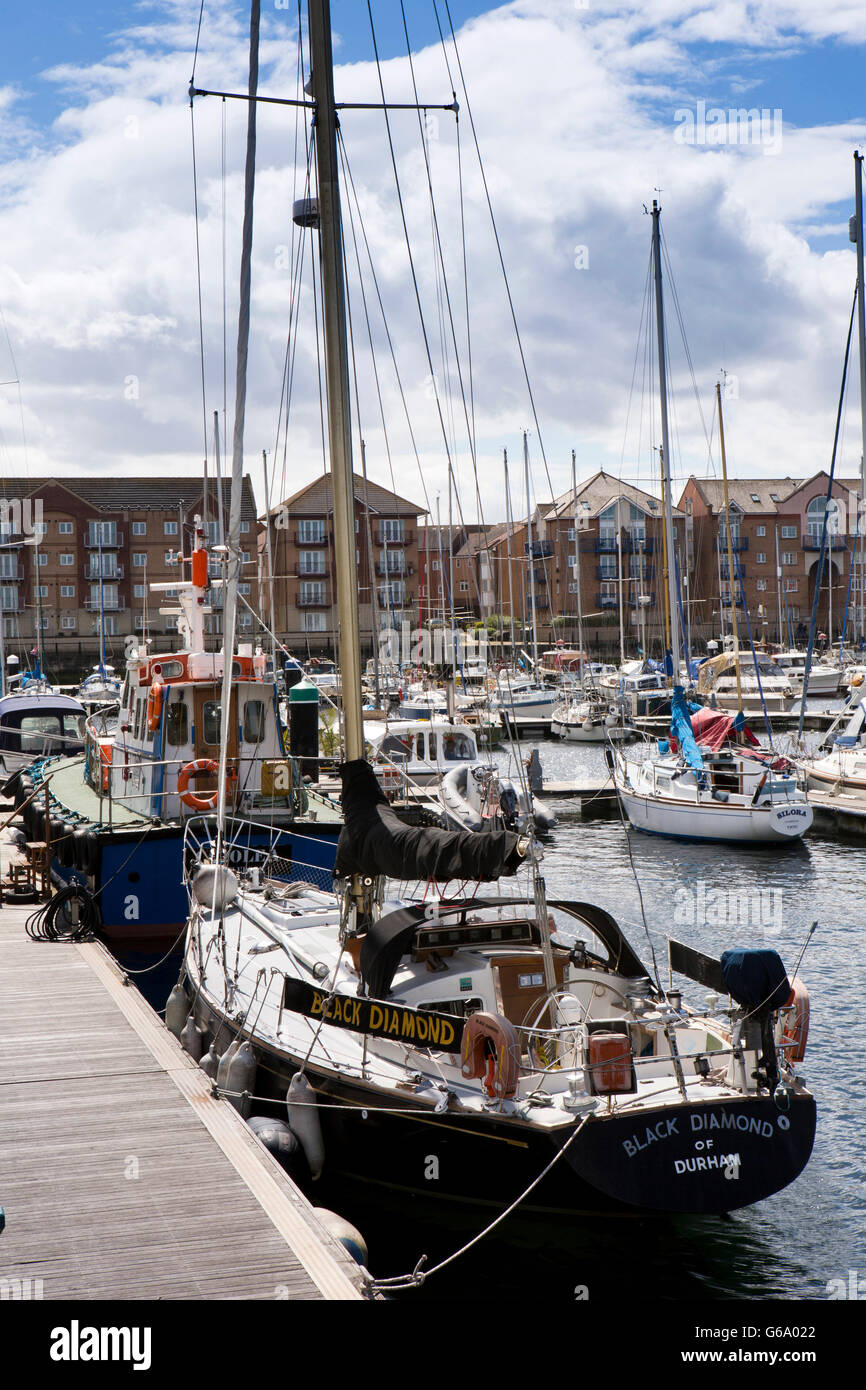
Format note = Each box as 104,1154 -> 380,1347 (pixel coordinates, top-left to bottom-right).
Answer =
545,469 -> 684,520
0,474 -> 258,521
273,470 -> 424,517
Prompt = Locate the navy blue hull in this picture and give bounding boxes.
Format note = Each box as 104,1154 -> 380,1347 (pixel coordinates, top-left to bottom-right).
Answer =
55,821 -> 340,942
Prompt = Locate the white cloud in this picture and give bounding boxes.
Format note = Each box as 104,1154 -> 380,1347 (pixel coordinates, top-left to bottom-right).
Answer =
0,0 -> 866,523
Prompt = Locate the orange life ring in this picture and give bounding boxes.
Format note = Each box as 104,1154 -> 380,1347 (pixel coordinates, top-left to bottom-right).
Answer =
780,979 -> 809,1063
146,678 -> 165,733
177,758 -> 238,811
460,1010 -> 520,1100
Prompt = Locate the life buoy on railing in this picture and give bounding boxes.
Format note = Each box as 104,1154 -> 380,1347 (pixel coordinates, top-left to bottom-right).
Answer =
780,978 -> 809,1063
177,759 -> 238,812
147,678 -> 165,733
460,1010 -> 520,1100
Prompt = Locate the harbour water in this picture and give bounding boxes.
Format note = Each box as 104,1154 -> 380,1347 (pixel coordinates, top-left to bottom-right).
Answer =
119,736 -> 865,1302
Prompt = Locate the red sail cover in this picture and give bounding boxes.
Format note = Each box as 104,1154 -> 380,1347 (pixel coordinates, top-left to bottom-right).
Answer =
689,707 -> 759,752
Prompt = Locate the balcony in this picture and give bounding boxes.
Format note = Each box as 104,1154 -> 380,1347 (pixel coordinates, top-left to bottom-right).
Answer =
629,594 -> 656,608
84,597 -> 125,612
595,565 -> 618,582
86,564 -> 124,581
523,540 -> 553,559
625,535 -> 655,554
596,591 -> 618,609
719,565 -> 745,581
84,531 -> 124,549
377,529 -> 414,546
526,597 -> 550,611
595,536 -> 618,553
0,565 -> 24,582
802,533 -> 848,551
296,592 -> 330,608
295,565 -> 329,580
531,567 -> 549,585
715,536 -> 749,552
295,529 -> 328,546
629,565 -> 655,583
375,562 -> 410,578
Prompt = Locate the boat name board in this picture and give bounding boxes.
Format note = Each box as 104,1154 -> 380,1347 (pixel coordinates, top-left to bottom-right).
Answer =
282,979 -> 465,1049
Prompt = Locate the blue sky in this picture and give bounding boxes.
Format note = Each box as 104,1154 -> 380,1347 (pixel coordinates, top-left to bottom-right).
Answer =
4,1 -> 866,514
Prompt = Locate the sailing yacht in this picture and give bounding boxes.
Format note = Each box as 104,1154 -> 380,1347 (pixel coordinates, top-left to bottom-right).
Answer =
177,0 -> 815,1226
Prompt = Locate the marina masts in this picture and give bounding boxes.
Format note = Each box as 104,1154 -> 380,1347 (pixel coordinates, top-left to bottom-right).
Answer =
309,0 -> 364,762
717,381 -> 743,711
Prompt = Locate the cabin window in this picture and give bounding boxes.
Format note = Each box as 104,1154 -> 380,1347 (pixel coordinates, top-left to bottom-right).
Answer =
135,694 -> 147,742
442,731 -> 474,760
381,733 -> 412,761
166,698 -> 189,747
202,701 -> 222,744
243,699 -> 266,744
18,714 -> 82,753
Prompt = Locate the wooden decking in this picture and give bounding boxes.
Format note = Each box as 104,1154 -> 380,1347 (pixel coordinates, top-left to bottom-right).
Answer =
0,900 -> 369,1300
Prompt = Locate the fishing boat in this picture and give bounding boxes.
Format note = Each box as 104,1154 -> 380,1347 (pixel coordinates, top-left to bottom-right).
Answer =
176,0 -> 815,1229
13,528 -> 342,941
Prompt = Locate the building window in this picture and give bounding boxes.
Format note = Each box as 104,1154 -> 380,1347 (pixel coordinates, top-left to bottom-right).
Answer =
164,521 -> 178,536
0,587 -> 16,611
756,525 -> 766,537
60,553 -> 74,566
379,519 -> 405,543
298,519 -> 326,544
781,551 -> 796,566
238,611 -> 252,629
103,616 -> 118,635
785,578 -> 798,592
133,553 -> 146,568
88,521 -> 117,546
37,552 -> 47,567
58,521 -> 73,535
164,551 -> 176,565
36,584 -> 48,599
298,550 -> 326,576
238,583 -> 251,596
781,525 -> 797,539
0,554 -> 18,579
61,616 -> 76,631
60,584 -> 75,598
756,552 -> 766,564
240,521 -> 249,534
459,581 -> 469,592
132,521 -> 147,536
133,584 -> 146,599
756,579 -> 768,591
431,560 -> 440,571
302,612 -> 326,632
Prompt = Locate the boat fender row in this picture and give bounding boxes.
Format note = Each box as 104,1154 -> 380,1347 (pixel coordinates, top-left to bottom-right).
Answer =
165,980 -> 191,1038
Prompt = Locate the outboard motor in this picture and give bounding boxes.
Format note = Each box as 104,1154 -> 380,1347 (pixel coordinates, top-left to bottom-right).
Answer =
720,948 -> 791,1090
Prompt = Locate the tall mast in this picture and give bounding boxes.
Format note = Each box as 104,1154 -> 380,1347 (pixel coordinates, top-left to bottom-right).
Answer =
651,199 -> 681,677
716,381 -> 742,710
216,0 -> 259,839
524,431 -> 539,672
775,522 -> 783,646
853,151 -> 866,644
571,450 -> 585,673
503,449 -> 516,665
262,448 -> 277,670
309,0 -> 363,761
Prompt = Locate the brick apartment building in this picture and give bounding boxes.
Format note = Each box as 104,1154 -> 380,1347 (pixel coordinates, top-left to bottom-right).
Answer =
260,472 -> 425,659
0,476 -> 259,678
679,472 -> 862,647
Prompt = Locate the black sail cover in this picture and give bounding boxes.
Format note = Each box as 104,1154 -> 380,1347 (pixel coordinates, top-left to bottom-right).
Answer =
334,759 -> 526,882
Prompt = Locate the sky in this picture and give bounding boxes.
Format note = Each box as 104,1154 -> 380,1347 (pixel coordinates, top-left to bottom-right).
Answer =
3,0 -> 866,525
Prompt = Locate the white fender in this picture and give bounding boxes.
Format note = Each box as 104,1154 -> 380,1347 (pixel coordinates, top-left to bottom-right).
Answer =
287,1072 -> 325,1180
